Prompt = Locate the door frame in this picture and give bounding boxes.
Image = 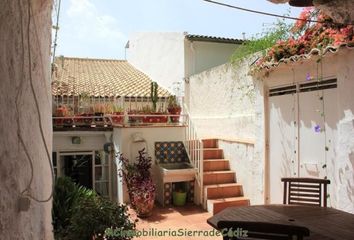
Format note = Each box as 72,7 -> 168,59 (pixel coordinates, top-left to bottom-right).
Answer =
56,150 -> 112,199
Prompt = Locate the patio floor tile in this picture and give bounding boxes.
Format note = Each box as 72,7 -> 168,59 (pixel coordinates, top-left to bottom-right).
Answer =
129,204 -> 221,240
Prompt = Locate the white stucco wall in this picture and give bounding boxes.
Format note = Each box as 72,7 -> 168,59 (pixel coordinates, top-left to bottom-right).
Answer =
0,0 -> 53,239
188,59 -> 266,205
127,32 -> 241,96
188,61 -> 257,140
185,41 -> 240,77
53,132 -> 109,152
264,48 -> 354,213
127,32 -> 186,92
112,127 -> 186,203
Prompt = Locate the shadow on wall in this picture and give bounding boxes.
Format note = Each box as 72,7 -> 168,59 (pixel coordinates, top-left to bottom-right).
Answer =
347,152 -> 354,202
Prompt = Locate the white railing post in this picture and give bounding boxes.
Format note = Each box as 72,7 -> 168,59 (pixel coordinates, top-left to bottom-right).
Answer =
183,104 -> 204,206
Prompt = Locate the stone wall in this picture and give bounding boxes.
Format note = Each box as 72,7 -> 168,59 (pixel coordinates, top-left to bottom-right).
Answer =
0,0 -> 53,239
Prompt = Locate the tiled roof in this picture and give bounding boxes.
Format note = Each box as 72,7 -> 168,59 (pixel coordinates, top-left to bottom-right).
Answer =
51,57 -> 171,97
185,34 -> 244,44
257,44 -> 354,70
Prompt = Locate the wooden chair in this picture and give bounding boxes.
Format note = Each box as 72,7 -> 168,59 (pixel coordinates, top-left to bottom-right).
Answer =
281,178 -> 330,207
217,221 -> 310,240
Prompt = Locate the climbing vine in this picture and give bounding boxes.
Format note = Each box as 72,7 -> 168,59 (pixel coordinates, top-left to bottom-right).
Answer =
231,8 -> 353,68
256,8 -> 354,67
231,19 -> 291,64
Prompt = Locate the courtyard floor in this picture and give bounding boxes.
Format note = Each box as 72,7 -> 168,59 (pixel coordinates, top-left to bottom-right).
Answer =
129,204 -> 221,240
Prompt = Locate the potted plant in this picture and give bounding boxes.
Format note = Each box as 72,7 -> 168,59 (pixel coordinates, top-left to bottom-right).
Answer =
173,189 -> 187,206
172,182 -> 187,206
167,95 -> 182,123
55,104 -> 74,127
128,109 -> 143,124
77,92 -> 94,126
140,82 -> 168,124
155,110 -> 168,123
111,104 -> 124,124
53,104 -> 68,126
141,105 -> 155,123
93,103 -> 105,122
80,106 -> 94,127
119,149 -> 156,218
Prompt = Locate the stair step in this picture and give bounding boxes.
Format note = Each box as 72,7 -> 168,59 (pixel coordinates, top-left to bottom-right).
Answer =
204,183 -> 244,199
203,148 -> 223,159
204,159 -> 230,171
202,139 -> 218,148
203,171 -> 235,185
207,197 -> 250,215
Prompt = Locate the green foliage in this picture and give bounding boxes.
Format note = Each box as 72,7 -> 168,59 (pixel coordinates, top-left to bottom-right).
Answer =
150,82 -> 158,112
52,177 -> 136,240
52,177 -> 95,239
167,95 -> 181,109
67,196 -> 136,240
231,20 -> 291,63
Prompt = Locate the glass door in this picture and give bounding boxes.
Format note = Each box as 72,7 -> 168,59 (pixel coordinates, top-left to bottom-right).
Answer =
59,152 -> 93,190
56,151 -> 112,199
93,150 -> 111,198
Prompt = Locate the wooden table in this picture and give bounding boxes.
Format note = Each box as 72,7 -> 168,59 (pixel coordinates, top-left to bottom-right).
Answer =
207,205 -> 354,240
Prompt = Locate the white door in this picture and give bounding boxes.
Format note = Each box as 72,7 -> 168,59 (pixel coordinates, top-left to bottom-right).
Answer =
268,87 -> 298,204
299,88 -> 338,180
268,79 -> 338,204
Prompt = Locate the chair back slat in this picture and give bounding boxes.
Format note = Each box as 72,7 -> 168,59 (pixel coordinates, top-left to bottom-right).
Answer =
282,178 -> 330,207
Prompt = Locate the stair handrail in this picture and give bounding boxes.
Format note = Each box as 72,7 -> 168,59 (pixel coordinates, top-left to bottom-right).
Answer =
183,104 -> 204,205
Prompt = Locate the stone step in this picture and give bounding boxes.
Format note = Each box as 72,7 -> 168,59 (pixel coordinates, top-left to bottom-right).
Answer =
207,197 -> 250,215
204,183 -> 244,199
202,139 -> 218,148
203,171 -> 235,185
203,159 -> 230,171
203,148 -> 223,159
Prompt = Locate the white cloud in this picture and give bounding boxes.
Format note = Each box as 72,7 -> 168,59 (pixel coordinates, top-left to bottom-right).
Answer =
67,0 -> 125,41
58,0 -> 126,58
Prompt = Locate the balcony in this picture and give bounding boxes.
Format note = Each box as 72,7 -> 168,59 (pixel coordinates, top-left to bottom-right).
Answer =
52,95 -> 186,131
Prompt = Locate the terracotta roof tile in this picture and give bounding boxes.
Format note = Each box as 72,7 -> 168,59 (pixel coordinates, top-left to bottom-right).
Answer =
51,57 -> 171,97
258,44 -> 354,71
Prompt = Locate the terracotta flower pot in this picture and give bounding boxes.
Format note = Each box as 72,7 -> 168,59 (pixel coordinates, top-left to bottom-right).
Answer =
168,107 -> 182,123
111,112 -> 124,124
132,192 -> 155,218
142,113 -> 168,123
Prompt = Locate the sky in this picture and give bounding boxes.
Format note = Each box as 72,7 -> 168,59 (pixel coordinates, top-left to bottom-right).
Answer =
54,0 -> 303,59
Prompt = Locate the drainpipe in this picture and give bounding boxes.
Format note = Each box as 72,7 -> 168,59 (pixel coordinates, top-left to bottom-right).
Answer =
190,41 -> 196,76
104,132 -> 121,204
184,41 -> 196,110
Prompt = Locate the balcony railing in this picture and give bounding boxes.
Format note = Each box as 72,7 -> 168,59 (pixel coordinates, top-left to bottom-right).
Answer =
52,113 -> 188,130
52,95 -> 185,129
183,105 -> 204,206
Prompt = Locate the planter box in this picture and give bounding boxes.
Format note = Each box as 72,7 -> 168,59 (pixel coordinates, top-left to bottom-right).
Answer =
111,112 -> 124,124
142,113 -> 168,123
128,111 -> 143,123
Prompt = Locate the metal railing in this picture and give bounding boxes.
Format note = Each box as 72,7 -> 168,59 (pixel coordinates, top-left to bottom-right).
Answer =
183,105 -> 204,206
52,113 -> 188,129
52,95 -> 171,116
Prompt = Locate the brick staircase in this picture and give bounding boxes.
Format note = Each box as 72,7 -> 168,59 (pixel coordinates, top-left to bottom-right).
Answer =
202,139 -> 250,214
